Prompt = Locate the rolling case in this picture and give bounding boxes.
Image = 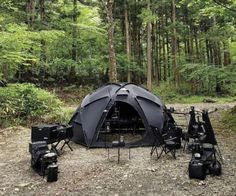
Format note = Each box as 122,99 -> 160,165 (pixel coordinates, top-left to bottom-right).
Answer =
189,159 -> 206,180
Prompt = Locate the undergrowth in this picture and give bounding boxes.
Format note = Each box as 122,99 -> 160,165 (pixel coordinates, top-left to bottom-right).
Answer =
49,85 -> 94,105
222,106 -> 236,132
1,82 -> 236,129
0,83 -> 68,127
152,83 -> 236,104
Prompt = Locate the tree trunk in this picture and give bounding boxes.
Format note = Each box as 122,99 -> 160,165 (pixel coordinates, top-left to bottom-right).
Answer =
155,20 -> 160,83
194,27 -> 199,60
152,21 -> 159,85
26,0 -> 35,30
106,0 -> 117,82
158,20 -> 162,82
165,5 -> 171,79
39,0 -> 46,84
172,0 -> 179,88
72,0 -> 78,61
147,0 -> 152,90
124,0 -> 131,82
223,41 -> 231,66
161,14 -> 166,81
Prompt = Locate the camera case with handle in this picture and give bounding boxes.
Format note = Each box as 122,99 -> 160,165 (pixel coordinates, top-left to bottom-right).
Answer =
189,159 -> 206,180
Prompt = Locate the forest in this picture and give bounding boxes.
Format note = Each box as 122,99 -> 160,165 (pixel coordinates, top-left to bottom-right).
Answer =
0,0 -> 236,95
1,1 -> 236,195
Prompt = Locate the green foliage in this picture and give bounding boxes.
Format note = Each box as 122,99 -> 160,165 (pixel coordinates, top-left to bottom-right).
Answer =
222,106 -> 236,132
43,105 -> 75,125
153,82 -> 182,103
0,24 -> 39,79
54,85 -> 94,105
1,0 -> 236,96
180,63 -> 236,95
0,83 -> 63,127
139,8 -> 156,23
0,1 -> 108,85
152,82 -> 236,103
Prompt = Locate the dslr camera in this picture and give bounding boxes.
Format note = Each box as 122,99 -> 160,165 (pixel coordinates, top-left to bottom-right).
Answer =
29,141 -> 58,182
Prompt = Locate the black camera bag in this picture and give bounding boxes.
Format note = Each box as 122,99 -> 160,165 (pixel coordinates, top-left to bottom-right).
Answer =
189,159 -> 206,180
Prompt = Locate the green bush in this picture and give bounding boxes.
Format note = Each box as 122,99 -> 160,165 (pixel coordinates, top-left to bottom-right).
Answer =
152,82 -> 236,104
0,83 -> 63,127
152,82 -> 182,103
222,106 -> 236,132
53,85 -> 94,105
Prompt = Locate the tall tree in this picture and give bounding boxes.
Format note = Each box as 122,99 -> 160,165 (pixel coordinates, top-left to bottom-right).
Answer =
147,0 -> 152,90
124,0 -> 131,82
72,0 -> 78,61
103,0 -> 117,82
171,0 -> 179,88
26,0 -> 36,30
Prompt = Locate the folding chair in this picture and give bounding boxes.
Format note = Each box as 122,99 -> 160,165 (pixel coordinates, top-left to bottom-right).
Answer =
150,127 -> 178,159
183,106 -> 197,151
51,125 -> 73,155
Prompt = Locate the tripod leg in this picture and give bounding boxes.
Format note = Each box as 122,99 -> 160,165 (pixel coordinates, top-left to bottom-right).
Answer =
155,146 -> 158,157
129,148 -> 131,159
216,145 -> 224,164
67,142 -> 73,151
118,147 -> 120,164
158,147 -> 164,159
172,148 -> 176,159
51,144 -> 60,156
60,142 -> 66,151
151,145 -> 157,156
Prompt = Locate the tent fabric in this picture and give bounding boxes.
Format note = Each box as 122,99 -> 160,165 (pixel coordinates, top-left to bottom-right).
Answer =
69,83 -> 165,148
202,111 -> 217,145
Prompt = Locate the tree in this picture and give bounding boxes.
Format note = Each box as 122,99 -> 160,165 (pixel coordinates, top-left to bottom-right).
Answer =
1,0 -> 236,95
124,0 -> 131,82
146,0 -> 152,90
171,0 -> 179,88
102,0 -> 117,82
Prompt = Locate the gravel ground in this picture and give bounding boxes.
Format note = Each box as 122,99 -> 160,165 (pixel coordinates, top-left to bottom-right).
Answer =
0,102 -> 236,196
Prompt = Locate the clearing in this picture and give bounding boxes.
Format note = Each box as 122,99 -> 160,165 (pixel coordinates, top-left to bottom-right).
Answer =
0,102 -> 236,196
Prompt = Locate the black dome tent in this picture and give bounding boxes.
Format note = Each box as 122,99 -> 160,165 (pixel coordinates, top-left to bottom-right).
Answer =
69,83 -> 165,148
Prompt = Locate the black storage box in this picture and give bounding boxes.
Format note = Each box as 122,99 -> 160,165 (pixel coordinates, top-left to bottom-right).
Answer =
29,141 -> 48,155
189,160 -> 206,180
46,163 -> 58,182
31,124 -> 58,143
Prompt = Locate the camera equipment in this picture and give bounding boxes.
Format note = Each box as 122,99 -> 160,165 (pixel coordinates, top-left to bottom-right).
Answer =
189,159 -> 206,180
51,125 -> 74,155
29,124 -> 73,182
31,124 -> 58,143
31,124 -> 73,154
188,109 -> 222,180
29,141 -> 58,182
162,107 -> 183,150
188,138 -> 203,154
46,163 -> 58,182
208,160 -> 222,176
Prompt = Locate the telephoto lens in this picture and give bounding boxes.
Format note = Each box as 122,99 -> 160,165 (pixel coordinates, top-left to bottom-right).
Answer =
46,163 -> 58,182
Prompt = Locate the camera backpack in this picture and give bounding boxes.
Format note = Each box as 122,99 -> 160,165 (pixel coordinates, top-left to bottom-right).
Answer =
189,159 -> 206,180
208,160 -> 222,176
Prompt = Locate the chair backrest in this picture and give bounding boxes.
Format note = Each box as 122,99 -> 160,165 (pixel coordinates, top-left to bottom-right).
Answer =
56,125 -> 74,140
202,111 -> 217,145
152,127 -> 165,145
187,107 -> 197,136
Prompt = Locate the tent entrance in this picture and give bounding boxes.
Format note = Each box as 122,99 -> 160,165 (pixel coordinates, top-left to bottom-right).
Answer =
97,101 -> 146,144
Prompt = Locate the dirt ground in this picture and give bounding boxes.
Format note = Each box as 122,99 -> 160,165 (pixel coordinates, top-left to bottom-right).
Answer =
0,103 -> 236,196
